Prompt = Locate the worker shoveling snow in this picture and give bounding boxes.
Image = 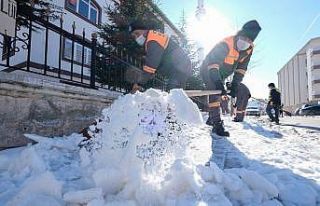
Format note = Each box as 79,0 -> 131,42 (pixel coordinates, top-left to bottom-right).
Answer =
0,89 -> 314,205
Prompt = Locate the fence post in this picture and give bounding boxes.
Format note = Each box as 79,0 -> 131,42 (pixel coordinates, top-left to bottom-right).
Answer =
90,33 -> 97,88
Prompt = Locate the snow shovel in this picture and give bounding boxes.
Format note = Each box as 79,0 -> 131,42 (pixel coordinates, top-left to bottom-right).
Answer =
184,90 -> 223,97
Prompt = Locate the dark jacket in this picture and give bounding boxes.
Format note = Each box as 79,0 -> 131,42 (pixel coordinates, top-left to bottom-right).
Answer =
269,88 -> 281,106
200,35 -> 253,86
143,30 -> 192,78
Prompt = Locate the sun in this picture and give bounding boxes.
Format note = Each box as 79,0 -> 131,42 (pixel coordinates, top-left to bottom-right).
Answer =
187,7 -> 235,56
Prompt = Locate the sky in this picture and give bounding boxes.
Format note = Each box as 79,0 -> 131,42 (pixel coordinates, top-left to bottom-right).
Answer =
158,0 -> 320,98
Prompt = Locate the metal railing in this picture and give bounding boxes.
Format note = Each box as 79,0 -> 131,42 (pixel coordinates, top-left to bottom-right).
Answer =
0,12 -> 166,93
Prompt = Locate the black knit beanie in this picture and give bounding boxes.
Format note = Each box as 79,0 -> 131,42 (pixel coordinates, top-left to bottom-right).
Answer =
238,20 -> 261,41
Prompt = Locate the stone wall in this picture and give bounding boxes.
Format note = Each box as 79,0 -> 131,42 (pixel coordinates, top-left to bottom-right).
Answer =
0,72 -> 121,149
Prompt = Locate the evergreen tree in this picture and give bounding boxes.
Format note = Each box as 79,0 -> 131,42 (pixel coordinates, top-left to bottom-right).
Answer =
16,0 -> 60,27
99,0 -> 162,55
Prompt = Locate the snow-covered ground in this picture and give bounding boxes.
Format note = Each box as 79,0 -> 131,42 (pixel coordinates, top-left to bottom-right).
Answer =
0,89 -> 319,206
280,116 -> 320,130
211,115 -> 320,205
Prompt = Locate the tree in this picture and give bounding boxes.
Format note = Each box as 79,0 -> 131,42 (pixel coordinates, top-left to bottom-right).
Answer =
177,10 -> 205,90
16,0 -> 60,27
99,0 -> 162,54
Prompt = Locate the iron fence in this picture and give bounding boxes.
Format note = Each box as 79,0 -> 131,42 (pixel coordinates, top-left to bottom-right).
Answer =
0,12 -> 167,93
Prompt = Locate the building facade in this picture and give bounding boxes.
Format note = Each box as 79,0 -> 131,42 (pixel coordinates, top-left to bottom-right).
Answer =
277,37 -> 320,111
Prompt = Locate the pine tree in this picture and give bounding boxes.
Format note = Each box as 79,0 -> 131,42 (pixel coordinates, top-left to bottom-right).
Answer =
16,0 -> 60,27
99,0 -> 162,55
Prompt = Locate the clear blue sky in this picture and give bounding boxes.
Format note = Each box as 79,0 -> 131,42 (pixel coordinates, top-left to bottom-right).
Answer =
158,0 -> 320,98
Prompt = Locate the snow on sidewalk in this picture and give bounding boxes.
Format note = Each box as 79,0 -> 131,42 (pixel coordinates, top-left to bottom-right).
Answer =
0,89 -> 319,206
211,116 -> 320,205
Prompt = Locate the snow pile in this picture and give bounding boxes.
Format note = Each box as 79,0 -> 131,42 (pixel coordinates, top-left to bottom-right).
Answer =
0,89 -> 317,205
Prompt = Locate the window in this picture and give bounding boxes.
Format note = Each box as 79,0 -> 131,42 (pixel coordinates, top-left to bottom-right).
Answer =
66,0 -> 100,24
79,0 -> 89,18
64,39 -> 73,60
63,38 -> 92,66
90,3 -> 98,23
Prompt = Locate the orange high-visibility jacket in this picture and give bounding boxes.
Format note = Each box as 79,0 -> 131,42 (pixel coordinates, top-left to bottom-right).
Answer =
201,35 -> 253,85
143,30 -> 192,78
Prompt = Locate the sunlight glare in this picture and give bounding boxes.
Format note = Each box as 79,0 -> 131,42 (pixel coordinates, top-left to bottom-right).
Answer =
187,7 -> 235,55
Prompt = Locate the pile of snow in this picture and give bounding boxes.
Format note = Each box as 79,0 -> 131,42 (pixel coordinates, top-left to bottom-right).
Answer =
0,89 -> 317,205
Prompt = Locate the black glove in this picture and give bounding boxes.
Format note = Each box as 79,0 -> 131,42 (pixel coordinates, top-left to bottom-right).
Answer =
215,81 -> 227,95
228,82 -> 238,98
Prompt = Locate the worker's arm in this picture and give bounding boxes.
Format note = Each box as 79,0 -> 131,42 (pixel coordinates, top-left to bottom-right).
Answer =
229,52 -> 252,97
232,52 -> 252,85
143,41 -> 165,74
206,42 -> 229,81
206,42 -> 229,93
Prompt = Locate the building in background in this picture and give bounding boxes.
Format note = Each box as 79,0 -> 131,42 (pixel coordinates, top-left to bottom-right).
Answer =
277,37 -> 320,112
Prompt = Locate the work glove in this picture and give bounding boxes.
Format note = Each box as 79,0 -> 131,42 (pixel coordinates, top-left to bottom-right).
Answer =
215,81 -> 227,95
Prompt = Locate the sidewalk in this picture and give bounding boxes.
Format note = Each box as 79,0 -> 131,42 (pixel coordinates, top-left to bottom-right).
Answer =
280,116 -> 320,131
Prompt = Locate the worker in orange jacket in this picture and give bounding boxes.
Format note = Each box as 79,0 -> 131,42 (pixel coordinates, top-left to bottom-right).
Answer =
200,20 -> 261,136
129,21 -> 192,90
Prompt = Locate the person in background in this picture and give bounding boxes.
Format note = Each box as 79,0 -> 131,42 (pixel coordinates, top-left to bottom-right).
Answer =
200,20 -> 262,136
220,95 -> 230,115
266,83 -> 281,124
129,21 -> 192,90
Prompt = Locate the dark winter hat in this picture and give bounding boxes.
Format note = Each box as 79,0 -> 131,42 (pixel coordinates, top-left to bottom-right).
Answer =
238,20 -> 261,41
268,83 -> 275,88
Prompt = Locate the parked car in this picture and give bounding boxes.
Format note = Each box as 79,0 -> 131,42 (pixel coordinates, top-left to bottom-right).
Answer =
246,106 -> 261,116
300,105 -> 320,116
294,108 -> 301,116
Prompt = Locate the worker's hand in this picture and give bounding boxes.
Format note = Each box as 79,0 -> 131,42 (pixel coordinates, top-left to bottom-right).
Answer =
130,83 -> 142,94
215,81 -> 227,95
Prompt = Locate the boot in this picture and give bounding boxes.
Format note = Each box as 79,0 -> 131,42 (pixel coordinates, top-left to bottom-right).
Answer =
232,117 -> 243,122
206,112 -> 214,126
212,121 -> 230,137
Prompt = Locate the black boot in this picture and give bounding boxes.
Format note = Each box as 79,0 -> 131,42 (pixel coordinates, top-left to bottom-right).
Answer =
206,112 -> 214,126
212,121 -> 230,137
232,117 -> 243,122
